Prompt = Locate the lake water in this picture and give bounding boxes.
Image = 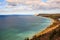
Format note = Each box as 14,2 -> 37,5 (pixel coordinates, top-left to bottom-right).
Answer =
0,15 -> 52,40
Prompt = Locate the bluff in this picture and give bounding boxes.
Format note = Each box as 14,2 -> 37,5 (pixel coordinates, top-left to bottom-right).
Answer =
29,14 -> 60,40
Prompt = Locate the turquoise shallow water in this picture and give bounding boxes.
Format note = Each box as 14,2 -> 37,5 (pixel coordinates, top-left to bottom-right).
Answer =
0,15 -> 52,40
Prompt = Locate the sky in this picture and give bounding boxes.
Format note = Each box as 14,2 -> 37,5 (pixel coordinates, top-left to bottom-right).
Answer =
0,0 -> 60,15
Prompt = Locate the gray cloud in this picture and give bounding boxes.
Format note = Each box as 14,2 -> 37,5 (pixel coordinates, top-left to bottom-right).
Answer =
6,0 -> 60,10
0,0 -> 60,13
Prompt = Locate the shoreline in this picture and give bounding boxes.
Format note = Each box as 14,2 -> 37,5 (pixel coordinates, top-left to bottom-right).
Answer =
30,14 -> 60,40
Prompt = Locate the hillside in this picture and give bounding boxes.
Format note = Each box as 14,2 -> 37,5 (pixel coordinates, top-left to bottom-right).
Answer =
29,14 -> 60,40
30,24 -> 60,40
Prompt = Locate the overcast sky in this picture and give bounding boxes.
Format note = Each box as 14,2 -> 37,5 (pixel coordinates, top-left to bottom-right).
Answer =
0,0 -> 60,15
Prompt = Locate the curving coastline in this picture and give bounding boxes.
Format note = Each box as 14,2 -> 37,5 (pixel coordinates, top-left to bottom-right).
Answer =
29,14 -> 60,40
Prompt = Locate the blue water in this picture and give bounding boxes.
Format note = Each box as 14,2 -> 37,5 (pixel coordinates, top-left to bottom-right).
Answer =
0,15 -> 52,40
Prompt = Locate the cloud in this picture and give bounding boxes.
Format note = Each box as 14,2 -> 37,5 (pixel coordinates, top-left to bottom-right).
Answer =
0,0 -> 60,13
6,0 -> 60,10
